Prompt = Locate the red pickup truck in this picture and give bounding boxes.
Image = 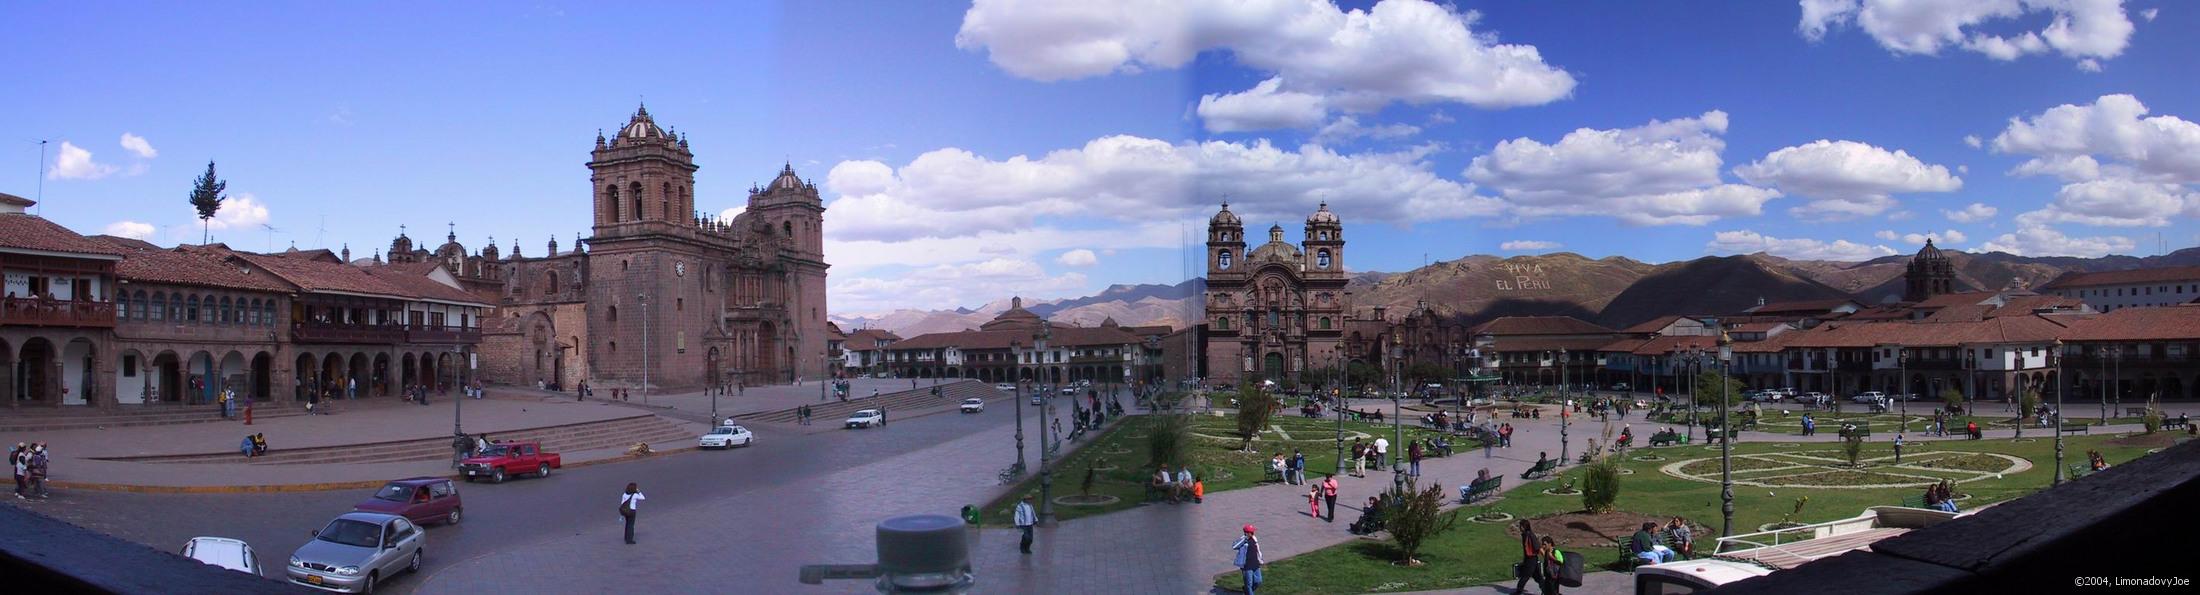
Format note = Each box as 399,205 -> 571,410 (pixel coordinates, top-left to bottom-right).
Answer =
458,441 -> 562,483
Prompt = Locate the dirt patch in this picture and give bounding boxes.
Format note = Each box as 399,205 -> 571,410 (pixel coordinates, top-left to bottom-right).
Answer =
2104,432 -> 2179,448
1508,511 -> 1686,549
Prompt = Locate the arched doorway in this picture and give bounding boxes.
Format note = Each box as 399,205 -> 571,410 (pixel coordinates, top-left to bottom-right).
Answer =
18,338 -> 56,403
348,353 -> 369,398
251,352 -> 273,402
756,322 -> 778,383
219,351 -> 247,400
320,353 -> 344,400
188,351 -> 216,405
294,353 -> 316,401
63,338 -> 96,406
373,353 -> 390,396
401,353 -> 418,391
1263,352 -> 1285,383
421,353 -> 440,392
148,350 -> 180,403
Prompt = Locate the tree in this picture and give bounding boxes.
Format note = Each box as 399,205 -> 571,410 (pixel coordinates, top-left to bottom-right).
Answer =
1234,382 -> 1276,450
1581,457 -> 1622,514
188,161 -> 228,244
1346,361 -> 1384,389
1692,370 -> 1744,407
1407,362 -> 1451,386
1384,476 -> 1456,566
1940,387 -> 1965,413
1147,415 -> 1191,470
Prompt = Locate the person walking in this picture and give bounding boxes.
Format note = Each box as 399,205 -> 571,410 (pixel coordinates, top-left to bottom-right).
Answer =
1349,440 -> 1367,478
11,442 -> 25,499
1484,427 -> 1496,458
619,483 -> 646,544
26,445 -> 50,499
1289,450 -> 1306,485
1321,474 -> 1339,522
1233,524 -> 1264,595
1307,483 -> 1321,518
1014,495 -> 1038,554
1408,440 -> 1423,477
1893,434 -> 1905,463
1512,519 -> 1546,595
1373,437 -> 1389,471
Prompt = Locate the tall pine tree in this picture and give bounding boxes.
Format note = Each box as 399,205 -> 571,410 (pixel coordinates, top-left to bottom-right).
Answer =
189,161 -> 227,244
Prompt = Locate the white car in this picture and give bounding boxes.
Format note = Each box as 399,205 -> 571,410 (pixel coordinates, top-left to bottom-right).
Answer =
1852,391 -> 1887,404
959,398 -> 985,413
994,383 -> 1015,392
699,425 -> 753,449
182,536 -> 262,577
845,409 -> 883,429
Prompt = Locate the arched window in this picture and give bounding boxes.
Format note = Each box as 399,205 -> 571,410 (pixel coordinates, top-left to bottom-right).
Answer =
220,297 -> 233,324
1320,317 -> 1332,330
608,341 -> 618,354
607,305 -> 618,322
545,271 -> 560,296
606,185 -> 622,221
186,295 -> 200,323
118,292 -> 130,319
150,292 -> 164,321
782,220 -> 792,236
1218,250 -> 1233,269
1317,249 -> 1331,269
169,294 -> 182,322
1215,317 -> 1230,331
662,182 -> 672,219
204,295 -> 217,323
134,290 -> 149,321
630,182 -> 644,220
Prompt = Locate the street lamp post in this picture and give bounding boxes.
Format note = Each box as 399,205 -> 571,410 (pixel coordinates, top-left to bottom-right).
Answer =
1012,340 -> 1027,475
1390,336 -> 1404,485
1038,326 -> 1055,525
1332,354 -> 1347,476
1558,349 -> 1570,464
2053,340 -> 2066,485
638,293 -> 649,404
1718,330 -> 1735,538
1899,347 -> 1909,433
1686,348 -> 1703,442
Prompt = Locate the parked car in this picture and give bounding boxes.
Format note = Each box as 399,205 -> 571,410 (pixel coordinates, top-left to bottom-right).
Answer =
351,477 -> 463,526
1801,392 -> 1829,405
287,512 -> 424,594
181,536 -> 262,577
1748,390 -> 1782,402
1031,393 -> 1045,406
457,441 -> 562,484
845,409 -> 883,429
993,383 -> 1015,392
959,398 -> 985,413
1852,391 -> 1887,404
1611,383 -> 1632,391
699,425 -> 754,449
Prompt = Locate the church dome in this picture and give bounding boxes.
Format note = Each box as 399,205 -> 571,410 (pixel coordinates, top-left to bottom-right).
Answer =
1915,238 -> 1946,262
1306,202 -> 1339,225
620,104 -> 666,140
1210,202 -> 1242,227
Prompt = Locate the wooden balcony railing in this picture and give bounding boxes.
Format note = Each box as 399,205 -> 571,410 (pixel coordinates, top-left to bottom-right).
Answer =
0,298 -> 116,328
291,323 -> 406,344
406,327 -> 483,344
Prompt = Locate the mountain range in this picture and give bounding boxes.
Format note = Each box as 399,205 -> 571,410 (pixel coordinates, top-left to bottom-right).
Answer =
833,248 -> 2200,337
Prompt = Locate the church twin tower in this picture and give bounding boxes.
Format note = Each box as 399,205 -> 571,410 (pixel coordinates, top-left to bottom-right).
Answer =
1203,202 -> 1349,387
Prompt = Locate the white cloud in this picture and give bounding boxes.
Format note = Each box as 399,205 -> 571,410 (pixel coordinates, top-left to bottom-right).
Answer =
201,192 -> 271,231
2142,8 -> 2158,21
957,0 -> 1575,131
1706,229 -> 1897,261
1499,240 -> 1561,251
1057,248 -> 1098,267
1198,77 -> 1329,132
1464,110 -> 1781,225
1992,94 -> 2200,184
718,206 -> 746,221
2015,178 -> 2196,227
1797,0 -> 2137,69
102,221 -> 156,240
1875,230 -> 1899,240
1312,115 -> 1422,145
47,141 -> 118,180
1879,229 -> 1967,245
830,257 -> 1090,313
1979,224 -> 2135,257
119,133 -> 158,159
1942,202 -> 1998,222
1963,134 -> 1982,148
1733,139 -> 1962,220
823,134 -> 1501,245
1887,209 -> 1916,221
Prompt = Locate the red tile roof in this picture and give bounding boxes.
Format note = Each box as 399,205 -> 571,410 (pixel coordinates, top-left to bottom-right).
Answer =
230,250 -> 486,305
1778,316 -> 2076,348
845,329 -> 903,346
102,243 -> 293,293
1730,322 -> 1790,332
361,266 -> 489,305
0,192 -> 33,207
2039,267 -> 2200,290
886,330 -> 1026,351
2058,305 -> 2200,341
0,214 -> 126,258
1911,291 -> 1999,310
1470,316 -> 1616,336
88,235 -> 161,251
1487,336 -> 1624,352
1750,298 -> 1860,314
1620,315 -> 1693,334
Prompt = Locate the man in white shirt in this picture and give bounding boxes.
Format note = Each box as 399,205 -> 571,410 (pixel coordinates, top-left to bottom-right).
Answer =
1176,468 -> 1195,502
1373,437 -> 1389,471
1014,495 -> 1037,554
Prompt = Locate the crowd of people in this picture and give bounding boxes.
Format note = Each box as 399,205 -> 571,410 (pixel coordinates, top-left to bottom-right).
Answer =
10,442 -> 51,500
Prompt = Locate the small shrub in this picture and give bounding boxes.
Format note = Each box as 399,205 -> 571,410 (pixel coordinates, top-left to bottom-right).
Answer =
1081,465 -> 1098,496
2018,388 -> 2041,423
2142,395 -> 2162,434
1234,383 -> 1277,450
1782,496 -> 1810,525
1940,388 -> 1964,412
1581,457 -> 1621,514
1842,436 -> 1865,467
1384,476 -> 1457,565
1148,415 -> 1192,470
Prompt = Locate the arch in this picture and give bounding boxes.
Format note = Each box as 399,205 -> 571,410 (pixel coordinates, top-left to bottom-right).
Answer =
782,220 -> 792,236
1319,317 -> 1331,330
630,182 -> 644,220
320,353 -> 344,399
1263,352 -> 1286,382
186,295 -> 201,323
1218,250 -> 1233,270
63,338 -> 97,406
545,270 -> 561,296
1317,249 -> 1331,269
606,184 -> 622,221
373,352 -> 391,396
1215,317 -> 1230,331
662,182 -> 672,220
401,352 -> 418,393
146,350 -> 181,403
348,353 -> 369,398
263,300 -> 276,327
187,350 -> 217,405
294,352 -> 316,401
218,351 -> 247,401
219,296 -> 233,324
251,352 -> 273,402
115,348 -> 148,404
133,290 -> 149,321
607,305 -> 618,322
13,338 -> 53,403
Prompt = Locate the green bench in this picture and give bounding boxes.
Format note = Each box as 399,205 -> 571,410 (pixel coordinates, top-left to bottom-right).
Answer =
1700,425 -> 1739,443
1838,422 -> 1873,438
2126,407 -> 2150,417
1459,477 -> 1503,503
1649,431 -> 1684,447
2068,464 -> 2092,480
1521,459 -> 1557,480
2059,422 -> 2090,434
1614,532 -> 1684,570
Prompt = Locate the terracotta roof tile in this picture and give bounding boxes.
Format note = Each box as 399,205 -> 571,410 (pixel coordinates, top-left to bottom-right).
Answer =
2058,305 -> 2200,341
2039,267 -> 2200,290
1620,315 -> 1691,334
1751,298 -> 1860,314
107,245 -> 293,293
361,267 -> 490,305
1486,336 -> 1623,352
1470,316 -> 1616,336
0,192 -> 33,207
0,214 -> 126,257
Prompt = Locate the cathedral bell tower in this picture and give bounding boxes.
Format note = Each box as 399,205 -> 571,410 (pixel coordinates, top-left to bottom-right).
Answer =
590,104 -> 698,235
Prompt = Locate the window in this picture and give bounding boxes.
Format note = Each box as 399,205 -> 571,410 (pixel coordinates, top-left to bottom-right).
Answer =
1317,249 -> 1331,269
1319,317 -> 1331,330
607,185 -> 622,220
1218,250 -> 1233,269
123,355 -> 138,376
609,341 -> 618,353
677,331 -> 686,353
1215,317 -> 1230,331
607,306 -> 619,322
169,294 -> 182,322
782,220 -> 793,236
220,297 -> 233,324
186,295 -> 200,323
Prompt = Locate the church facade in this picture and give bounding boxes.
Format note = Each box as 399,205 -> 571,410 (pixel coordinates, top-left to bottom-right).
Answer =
463,106 -> 830,391
1201,203 -> 1350,387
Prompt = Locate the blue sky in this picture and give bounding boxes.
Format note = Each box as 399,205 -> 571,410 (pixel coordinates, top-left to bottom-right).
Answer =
7,1 -> 2197,315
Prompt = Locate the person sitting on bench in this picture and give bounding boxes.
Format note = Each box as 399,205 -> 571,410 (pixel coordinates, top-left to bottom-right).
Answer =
1151,466 -> 1178,503
1631,522 -> 1676,565
1177,467 -> 1197,502
1348,496 -> 1386,535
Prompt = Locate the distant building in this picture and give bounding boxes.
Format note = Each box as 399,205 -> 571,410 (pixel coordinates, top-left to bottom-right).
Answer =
2038,266 -> 2200,313
1904,239 -> 1957,302
878,297 -> 1167,385
1201,203 -> 1349,387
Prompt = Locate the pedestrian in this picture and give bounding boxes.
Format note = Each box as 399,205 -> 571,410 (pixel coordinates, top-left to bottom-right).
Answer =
1893,434 -> 1904,463
619,482 -> 646,544
1373,437 -> 1388,471
1232,524 -> 1264,595
348,377 -> 357,400
1408,440 -> 1423,476
1320,473 -> 1340,521
27,444 -> 50,499
1290,449 -> 1306,485
1540,535 -> 1565,595
10,442 -> 25,499
1014,495 -> 1037,554
1501,423 -> 1514,447
1513,519 -> 1545,595
1349,439 -> 1367,477
1307,483 -> 1321,518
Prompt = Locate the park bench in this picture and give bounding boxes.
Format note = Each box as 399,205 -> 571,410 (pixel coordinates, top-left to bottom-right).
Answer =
1262,465 -> 1286,484
1649,431 -> 1683,447
2164,418 -> 2192,431
2059,422 -> 2090,434
1459,476 -> 1504,503
2126,407 -> 2149,417
2068,464 -> 2092,480
1701,425 -> 1739,443
1614,532 -> 1684,570
1143,481 -> 1173,503
1838,423 -> 1873,438
1520,459 -> 1557,480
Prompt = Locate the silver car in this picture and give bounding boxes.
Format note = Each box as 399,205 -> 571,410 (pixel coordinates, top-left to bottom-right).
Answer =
287,512 -> 424,593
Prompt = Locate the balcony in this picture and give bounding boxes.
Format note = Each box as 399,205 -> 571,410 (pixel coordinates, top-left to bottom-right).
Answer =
291,323 -> 405,344
0,297 -> 116,328
406,327 -> 483,344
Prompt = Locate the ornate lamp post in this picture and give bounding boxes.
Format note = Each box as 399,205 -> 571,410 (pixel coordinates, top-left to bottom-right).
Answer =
1899,346 -> 1909,433
1390,334 -> 1405,486
2102,345 -> 2119,422
2053,339 -> 2066,485
1010,339 -> 1027,475
1332,353 -> 1347,475
1718,329 -> 1735,538
1686,347 -> 1705,442
1038,325 -> 1055,525
1558,349 -> 1570,464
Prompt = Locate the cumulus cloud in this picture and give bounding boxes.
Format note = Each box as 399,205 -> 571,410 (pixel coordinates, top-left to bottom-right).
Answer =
1797,0 -> 2138,69
1056,248 -> 1099,267
1991,94 -> 2200,184
1312,115 -> 1422,145
1733,139 -> 1961,220
1963,134 -> 1982,148
823,134 -> 1500,245
958,0 -> 1575,131
1878,229 -> 1966,244
1979,225 -> 2135,257
1942,202 -> 1998,222
1706,229 -> 1897,261
102,221 -> 156,240
1499,240 -> 1561,251
719,206 -> 746,221
119,133 -> 158,159
202,192 -> 271,231
47,141 -> 118,180
2015,178 -> 2197,227
1464,110 -> 1781,226
830,257 -> 1090,313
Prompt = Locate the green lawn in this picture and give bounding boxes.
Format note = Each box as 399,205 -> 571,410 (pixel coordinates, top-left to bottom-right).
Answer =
978,411 -> 1485,526
1215,431 -> 2182,594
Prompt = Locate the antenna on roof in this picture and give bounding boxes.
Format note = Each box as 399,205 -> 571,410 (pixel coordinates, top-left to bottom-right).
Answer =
261,223 -> 281,253
319,216 -> 329,250
35,139 -> 48,216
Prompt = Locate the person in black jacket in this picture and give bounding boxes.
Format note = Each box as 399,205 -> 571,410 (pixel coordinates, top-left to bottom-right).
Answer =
1513,519 -> 1545,595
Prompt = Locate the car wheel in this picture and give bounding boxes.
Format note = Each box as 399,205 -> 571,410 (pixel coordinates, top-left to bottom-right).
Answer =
491,468 -> 506,483
408,550 -> 421,573
363,572 -> 377,594
447,507 -> 462,525
537,463 -> 551,477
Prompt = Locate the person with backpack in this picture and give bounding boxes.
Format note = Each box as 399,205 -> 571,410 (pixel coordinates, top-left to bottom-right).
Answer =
619,482 -> 646,544
1512,519 -> 1546,595
1542,535 -> 1573,594
1232,524 -> 1263,595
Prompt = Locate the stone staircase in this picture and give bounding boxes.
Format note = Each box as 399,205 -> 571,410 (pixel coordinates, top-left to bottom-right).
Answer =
90,414 -> 696,465
734,380 -> 1006,424
0,405 -> 312,433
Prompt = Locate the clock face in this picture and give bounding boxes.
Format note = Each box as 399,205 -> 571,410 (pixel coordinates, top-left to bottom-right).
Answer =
675,262 -> 687,276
